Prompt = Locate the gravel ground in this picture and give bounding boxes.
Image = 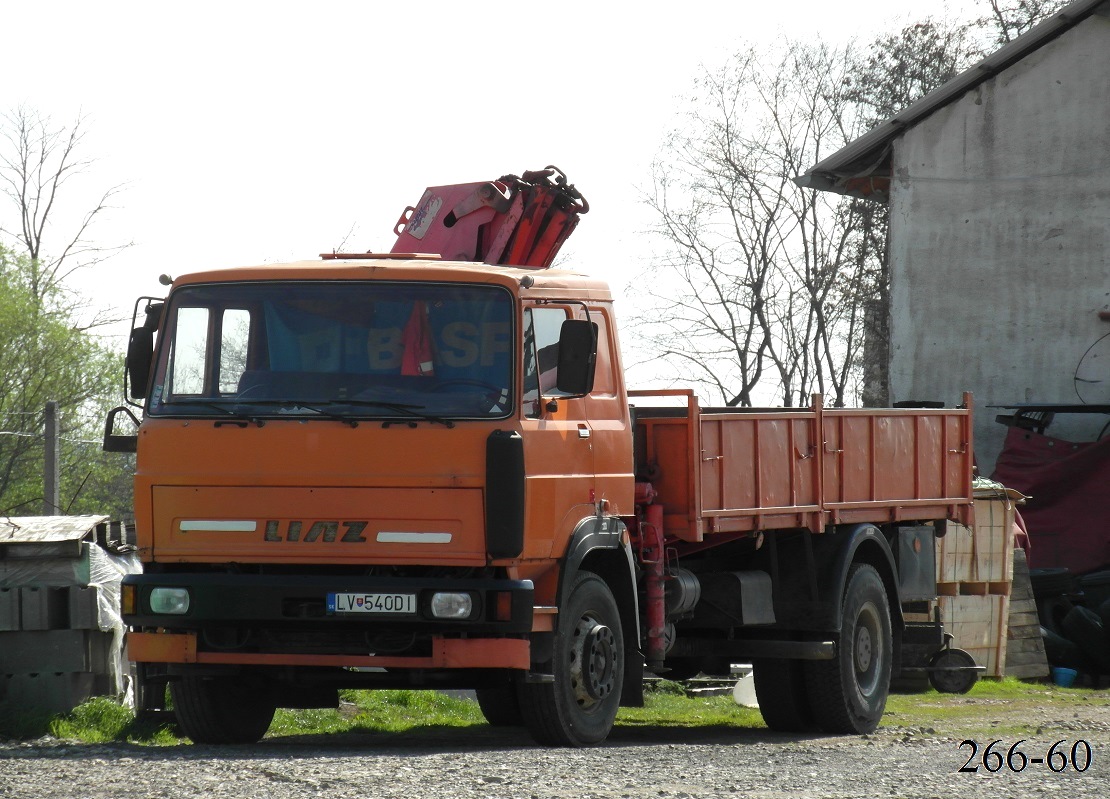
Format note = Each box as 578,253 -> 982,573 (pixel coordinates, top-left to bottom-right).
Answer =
2,695 -> 1108,799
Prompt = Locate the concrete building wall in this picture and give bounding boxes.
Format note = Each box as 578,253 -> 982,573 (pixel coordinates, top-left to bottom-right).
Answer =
888,13 -> 1110,473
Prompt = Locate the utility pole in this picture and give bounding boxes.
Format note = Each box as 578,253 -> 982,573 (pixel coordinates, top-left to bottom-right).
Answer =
44,400 -> 59,515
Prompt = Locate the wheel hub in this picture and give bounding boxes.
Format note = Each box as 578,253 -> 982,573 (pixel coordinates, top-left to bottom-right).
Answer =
570,617 -> 618,706
855,625 -> 873,673
852,601 -> 882,697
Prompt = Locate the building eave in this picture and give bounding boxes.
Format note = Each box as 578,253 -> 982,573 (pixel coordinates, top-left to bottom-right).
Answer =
795,0 -> 1109,201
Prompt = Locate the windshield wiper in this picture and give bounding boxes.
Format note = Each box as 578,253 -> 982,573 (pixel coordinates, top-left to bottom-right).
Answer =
287,402 -> 361,428
328,399 -> 455,429
218,399 -> 359,427
172,400 -> 266,427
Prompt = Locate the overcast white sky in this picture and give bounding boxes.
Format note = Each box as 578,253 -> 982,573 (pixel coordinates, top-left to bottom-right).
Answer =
1,0 -> 979,387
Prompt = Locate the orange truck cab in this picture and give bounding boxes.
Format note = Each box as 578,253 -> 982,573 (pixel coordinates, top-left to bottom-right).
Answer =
105,170 -> 974,747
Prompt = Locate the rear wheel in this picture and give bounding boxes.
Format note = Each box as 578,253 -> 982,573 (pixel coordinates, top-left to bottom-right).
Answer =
806,564 -> 892,734
753,658 -> 815,732
170,675 -> 276,744
518,572 -> 624,746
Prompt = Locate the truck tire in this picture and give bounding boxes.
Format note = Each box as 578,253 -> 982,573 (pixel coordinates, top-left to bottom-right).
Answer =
1041,625 -> 1087,670
1061,605 -> 1110,673
1099,598 -> 1110,636
476,680 -> 524,727
518,572 -> 624,746
805,564 -> 891,734
753,659 -> 815,732
1030,567 -> 1075,599
170,675 -> 276,744
1037,595 -> 1075,636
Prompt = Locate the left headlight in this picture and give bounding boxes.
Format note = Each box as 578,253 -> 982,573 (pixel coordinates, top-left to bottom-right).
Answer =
148,587 -> 191,615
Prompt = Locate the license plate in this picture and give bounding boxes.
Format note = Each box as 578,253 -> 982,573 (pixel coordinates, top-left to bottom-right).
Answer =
327,592 -> 417,615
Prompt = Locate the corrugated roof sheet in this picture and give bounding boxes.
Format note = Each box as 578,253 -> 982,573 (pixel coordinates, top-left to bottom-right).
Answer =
0,515 -> 110,545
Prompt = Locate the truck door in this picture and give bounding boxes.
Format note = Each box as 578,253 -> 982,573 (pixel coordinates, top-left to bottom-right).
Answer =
519,304 -> 597,558
581,307 -> 632,517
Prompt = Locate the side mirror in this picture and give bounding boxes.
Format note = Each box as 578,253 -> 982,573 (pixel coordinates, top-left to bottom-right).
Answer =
103,406 -> 141,453
126,301 -> 163,400
126,327 -> 155,400
555,319 -> 597,396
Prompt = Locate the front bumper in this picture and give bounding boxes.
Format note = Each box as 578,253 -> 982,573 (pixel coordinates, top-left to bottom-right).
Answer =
123,572 -> 534,668
124,572 -> 533,631
126,630 -> 531,670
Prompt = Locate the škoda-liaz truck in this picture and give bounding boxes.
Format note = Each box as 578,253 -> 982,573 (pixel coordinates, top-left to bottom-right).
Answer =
105,167 -> 974,746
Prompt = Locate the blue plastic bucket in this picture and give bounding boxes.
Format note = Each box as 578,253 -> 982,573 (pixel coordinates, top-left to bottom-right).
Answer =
1052,667 -> 1078,688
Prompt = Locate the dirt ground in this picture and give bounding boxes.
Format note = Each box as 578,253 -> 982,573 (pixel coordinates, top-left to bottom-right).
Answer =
1,685 -> 1108,799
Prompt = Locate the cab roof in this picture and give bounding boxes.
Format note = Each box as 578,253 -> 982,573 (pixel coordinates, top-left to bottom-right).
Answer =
169,256 -> 615,302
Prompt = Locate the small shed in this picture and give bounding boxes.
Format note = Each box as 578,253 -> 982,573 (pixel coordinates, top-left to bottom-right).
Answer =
0,516 -> 140,719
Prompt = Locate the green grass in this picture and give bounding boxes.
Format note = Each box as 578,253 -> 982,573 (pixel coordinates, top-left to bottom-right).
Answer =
617,680 -> 764,729
1,677 -> 1094,746
46,697 -> 179,745
882,677 -> 1098,738
269,689 -> 486,738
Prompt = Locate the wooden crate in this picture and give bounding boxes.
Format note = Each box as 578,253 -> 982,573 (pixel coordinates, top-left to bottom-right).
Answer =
937,487 -> 1022,590
938,593 -> 1010,677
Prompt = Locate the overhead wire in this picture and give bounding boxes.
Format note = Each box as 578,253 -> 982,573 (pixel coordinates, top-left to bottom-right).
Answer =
1072,329 -> 1110,404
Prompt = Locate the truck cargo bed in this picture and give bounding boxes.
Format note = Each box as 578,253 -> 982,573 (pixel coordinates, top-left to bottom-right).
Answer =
630,390 -> 973,542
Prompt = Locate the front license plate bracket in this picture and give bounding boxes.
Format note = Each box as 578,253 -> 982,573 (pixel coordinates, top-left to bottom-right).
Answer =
326,592 -> 418,616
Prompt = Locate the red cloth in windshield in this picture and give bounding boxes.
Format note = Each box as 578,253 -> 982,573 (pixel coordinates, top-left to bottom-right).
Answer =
400,302 -> 435,377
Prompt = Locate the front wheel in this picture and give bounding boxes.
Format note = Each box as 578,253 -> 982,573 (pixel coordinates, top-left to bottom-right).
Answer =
170,675 -> 276,744
518,572 -> 624,746
476,675 -> 524,726
805,564 -> 892,734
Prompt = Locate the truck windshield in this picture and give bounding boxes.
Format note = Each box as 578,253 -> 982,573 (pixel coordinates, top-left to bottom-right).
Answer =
148,281 -> 513,421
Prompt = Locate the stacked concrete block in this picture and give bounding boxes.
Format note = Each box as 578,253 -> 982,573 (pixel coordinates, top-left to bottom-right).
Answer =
0,516 -> 140,719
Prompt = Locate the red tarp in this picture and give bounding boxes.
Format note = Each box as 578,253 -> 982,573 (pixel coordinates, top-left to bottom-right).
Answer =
991,426 -> 1110,575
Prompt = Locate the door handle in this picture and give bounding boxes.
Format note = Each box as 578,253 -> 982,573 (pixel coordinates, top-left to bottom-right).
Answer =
577,424 -> 591,440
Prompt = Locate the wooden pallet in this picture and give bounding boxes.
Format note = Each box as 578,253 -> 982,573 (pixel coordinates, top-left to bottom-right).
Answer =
937,580 -> 1012,597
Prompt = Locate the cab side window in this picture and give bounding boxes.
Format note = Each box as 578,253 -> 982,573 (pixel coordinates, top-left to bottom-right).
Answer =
522,307 -> 568,417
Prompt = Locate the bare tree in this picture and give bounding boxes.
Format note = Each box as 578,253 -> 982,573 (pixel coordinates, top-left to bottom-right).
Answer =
639,6 -> 1072,409
0,105 -> 128,308
979,0 -> 1070,44
847,21 -> 979,126
640,40 -> 874,407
